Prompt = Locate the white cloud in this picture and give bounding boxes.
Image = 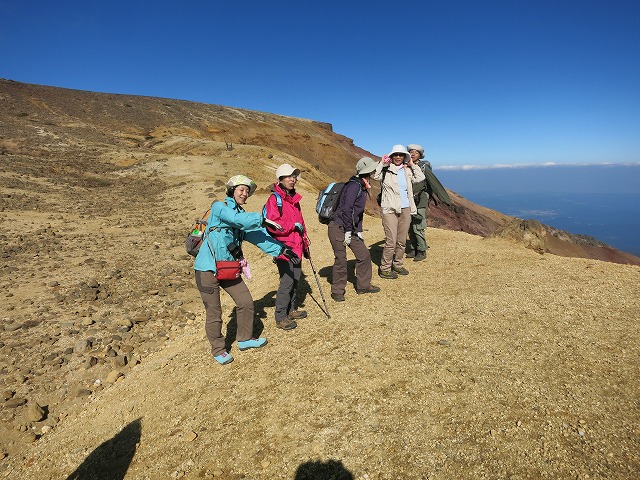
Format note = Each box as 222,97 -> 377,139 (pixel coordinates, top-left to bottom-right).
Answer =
436,161 -> 640,171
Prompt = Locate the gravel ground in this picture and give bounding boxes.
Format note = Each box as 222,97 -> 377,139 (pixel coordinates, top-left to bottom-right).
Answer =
2,155 -> 638,479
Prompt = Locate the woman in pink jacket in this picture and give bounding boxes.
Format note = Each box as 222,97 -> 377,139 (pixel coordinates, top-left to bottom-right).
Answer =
264,163 -> 309,331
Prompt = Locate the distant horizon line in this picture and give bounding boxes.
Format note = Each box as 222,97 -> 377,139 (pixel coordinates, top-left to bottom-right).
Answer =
436,161 -> 640,171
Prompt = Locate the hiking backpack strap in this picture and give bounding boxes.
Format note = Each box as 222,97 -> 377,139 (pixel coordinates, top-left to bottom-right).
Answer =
341,178 -> 363,232
262,192 -> 283,218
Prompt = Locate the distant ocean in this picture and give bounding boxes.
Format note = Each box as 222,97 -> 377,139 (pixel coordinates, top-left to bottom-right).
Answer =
435,164 -> 640,257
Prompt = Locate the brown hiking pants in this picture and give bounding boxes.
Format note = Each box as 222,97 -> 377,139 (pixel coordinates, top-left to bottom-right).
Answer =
195,270 -> 255,357
328,221 -> 373,295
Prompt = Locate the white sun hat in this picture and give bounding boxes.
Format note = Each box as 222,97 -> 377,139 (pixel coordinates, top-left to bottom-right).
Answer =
387,144 -> 411,162
275,163 -> 301,179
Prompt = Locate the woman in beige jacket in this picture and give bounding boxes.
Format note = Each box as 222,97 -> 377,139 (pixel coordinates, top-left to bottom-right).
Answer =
373,144 -> 425,279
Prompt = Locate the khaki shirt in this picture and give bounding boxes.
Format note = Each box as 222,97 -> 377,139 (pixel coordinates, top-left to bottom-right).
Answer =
373,161 -> 426,215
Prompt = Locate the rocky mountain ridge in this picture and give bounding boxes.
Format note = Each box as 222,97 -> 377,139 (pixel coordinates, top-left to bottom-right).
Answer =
2,78 -> 638,266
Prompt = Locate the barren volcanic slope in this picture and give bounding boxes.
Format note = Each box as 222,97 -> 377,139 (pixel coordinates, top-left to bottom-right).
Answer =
2,79 -> 638,266
0,80 -> 639,479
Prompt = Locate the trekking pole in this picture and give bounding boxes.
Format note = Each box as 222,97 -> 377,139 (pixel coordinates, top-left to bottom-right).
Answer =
304,234 -> 331,319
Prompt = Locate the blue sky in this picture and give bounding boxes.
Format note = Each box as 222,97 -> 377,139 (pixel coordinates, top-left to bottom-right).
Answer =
2,0 -> 640,166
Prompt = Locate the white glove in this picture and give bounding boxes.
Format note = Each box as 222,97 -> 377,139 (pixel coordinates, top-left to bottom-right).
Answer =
343,231 -> 352,246
263,217 -> 284,232
356,232 -> 363,240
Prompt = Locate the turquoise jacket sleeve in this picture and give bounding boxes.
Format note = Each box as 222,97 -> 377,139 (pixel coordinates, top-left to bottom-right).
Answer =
244,226 -> 285,257
212,199 -> 263,231
194,198 -> 267,272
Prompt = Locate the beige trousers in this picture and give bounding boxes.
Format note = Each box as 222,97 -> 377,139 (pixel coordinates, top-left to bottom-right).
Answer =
380,208 -> 411,271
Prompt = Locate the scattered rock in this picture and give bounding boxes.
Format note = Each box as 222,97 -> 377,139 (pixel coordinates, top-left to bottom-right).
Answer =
105,371 -> 123,384
73,339 -> 90,353
111,355 -> 127,369
27,402 -> 45,422
84,356 -> 98,369
5,398 -> 27,408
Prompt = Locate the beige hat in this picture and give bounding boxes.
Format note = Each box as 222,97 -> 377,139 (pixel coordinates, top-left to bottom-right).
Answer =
407,144 -> 425,159
275,163 -> 301,179
356,157 -> 377,175
388,144 -> 411,162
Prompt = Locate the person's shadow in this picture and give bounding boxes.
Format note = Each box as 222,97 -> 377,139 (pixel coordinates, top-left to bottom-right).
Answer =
65,418 -> 141,480
318,245 -> 385,291
224,271 -> 322,349
294,459 -> 354,479
296,271 -> 312,308
369,239 -> 384,267
225,305 -> 268,352
254,289 -> 277,320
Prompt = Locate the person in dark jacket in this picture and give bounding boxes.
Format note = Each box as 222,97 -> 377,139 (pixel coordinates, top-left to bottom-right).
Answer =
327,157 -> 381,301
405,144 -> 432,261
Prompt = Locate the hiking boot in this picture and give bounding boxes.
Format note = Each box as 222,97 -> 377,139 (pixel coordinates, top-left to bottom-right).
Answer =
331,293 -> 345,302
378,269 -> 398,279
392,266 -> 409,275
356,285 -> 381,294
213,352 -> 234,365
237,337 -> 268,351
288,310 -> 307,320
405,251 -> 415,258
413,251 -> 426,262
276,318 -> 297,330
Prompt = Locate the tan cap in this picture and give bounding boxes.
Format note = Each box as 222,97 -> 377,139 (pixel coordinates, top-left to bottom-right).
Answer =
275,163 -> 301,179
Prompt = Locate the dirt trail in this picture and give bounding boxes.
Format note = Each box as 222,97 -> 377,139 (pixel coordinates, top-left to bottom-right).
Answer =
2,171 -> 639,479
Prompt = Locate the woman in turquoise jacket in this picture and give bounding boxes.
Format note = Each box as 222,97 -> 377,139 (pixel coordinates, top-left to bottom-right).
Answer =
194,175 -> 297,365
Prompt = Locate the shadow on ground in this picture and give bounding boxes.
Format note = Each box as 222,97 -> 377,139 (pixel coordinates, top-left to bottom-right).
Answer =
294,458 -> 354,479
65,418 -> 141,480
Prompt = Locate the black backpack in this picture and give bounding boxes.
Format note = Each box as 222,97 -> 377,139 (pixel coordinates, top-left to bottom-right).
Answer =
316,180 -> 363,224
316,182 -> 346,224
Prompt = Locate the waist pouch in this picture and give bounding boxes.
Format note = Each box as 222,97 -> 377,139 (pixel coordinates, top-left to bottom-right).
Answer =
215,260 -> 242,281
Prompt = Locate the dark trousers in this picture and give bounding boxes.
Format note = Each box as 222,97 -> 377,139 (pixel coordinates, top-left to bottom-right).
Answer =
195,270 -> 255,357
328,221 -> 373,295
407,206 -> 427,253
275,258 -> 301,322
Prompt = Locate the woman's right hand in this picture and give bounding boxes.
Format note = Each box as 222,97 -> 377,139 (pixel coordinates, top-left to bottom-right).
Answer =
382,155 -> 391,166
282,246 -> 301,265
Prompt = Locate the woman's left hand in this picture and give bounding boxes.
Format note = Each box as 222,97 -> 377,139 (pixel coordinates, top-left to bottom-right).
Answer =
263,217 -> 284,231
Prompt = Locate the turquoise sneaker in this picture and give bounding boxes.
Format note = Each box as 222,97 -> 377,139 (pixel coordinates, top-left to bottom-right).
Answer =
214,352 -> 234,365
237,337 -> 268,351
